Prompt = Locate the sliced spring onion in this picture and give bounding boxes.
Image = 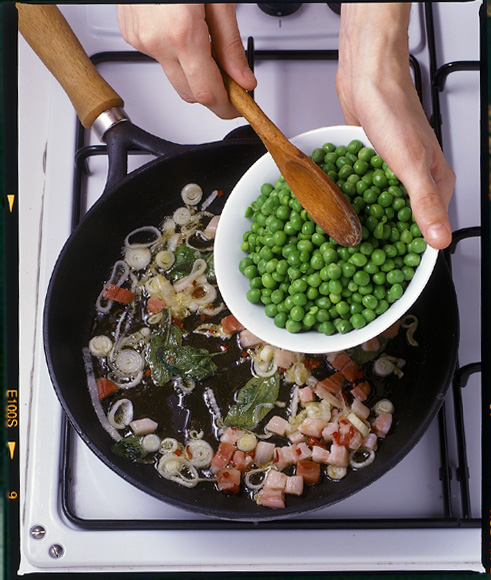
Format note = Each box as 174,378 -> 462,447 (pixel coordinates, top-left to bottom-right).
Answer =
373,357 -> 396,377
373,399 -> 395,415
236,433 -> 258,453
157,453 -> 200,488
124,247 -> 152,270
88,335 -> 113,357
155,250 -> 175,270
107,398 -> 134,430
83,348 -> 122,441
326,465 -> 347,481
346,412 -> 370,438
253,359 -> 278,378
142,433 -> 161,453
124,226 -> 161,248
349,448 -> 376,470
185,439 -> 214,468
160,437 -> 180,454
173,207 -> 192,226
95,260 -> 130,313
244,467 -> 269,491
114,349 -> 144,375
181,183 -> 203,205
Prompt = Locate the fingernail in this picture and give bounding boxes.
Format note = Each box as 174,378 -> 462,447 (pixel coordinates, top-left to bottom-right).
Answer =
427,222 -> 451,243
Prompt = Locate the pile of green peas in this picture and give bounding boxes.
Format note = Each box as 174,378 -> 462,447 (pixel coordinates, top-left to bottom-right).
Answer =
239,139 -> 427,335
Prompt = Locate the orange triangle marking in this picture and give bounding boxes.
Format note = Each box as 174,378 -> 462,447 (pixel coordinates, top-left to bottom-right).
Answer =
8,442 -> 16,460
7,194 -> 15,213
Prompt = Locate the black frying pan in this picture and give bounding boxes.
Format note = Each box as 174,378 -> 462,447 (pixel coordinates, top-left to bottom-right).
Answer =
20,4 -> 459,520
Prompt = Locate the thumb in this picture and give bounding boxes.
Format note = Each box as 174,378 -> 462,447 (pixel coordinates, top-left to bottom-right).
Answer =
400,166 -> 454,250
206,4 -> 257,91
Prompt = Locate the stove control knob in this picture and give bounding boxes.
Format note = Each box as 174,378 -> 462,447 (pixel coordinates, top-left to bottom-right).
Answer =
258,3 -> 302,17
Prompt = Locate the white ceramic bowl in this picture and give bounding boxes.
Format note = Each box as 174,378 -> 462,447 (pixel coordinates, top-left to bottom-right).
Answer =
215,126 -> 438,353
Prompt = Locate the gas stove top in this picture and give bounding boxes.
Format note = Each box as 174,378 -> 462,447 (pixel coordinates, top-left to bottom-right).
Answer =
12,2 -> 485,575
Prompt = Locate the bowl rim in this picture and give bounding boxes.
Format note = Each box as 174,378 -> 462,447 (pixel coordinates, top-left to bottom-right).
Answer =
215,125 -> 438,353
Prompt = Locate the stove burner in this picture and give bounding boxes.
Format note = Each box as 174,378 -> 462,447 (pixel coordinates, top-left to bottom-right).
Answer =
257,3 -> 302,17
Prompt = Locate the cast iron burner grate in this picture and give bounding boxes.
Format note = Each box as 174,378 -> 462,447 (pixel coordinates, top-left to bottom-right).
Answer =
61,4 -> 481,531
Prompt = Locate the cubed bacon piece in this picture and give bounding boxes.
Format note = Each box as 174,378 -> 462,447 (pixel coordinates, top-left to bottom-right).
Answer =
315,372 -> 344,396
327,443 -> 349,467
296,459 -> 321,485
130,418 -> 158,435
311,445 -> 331,464
299,417 -> 327,438
232,449 -> 252,472
351,398 -> 370,420
347,429 -> 364,451
239,329 -> 263,348
255,441 -> 275,466
298,385 -> 315,404
257,488 -> 285,509
291,442 -> 312,463
274,348 -> 296,369
361,337 -> 381,352
220,314 -> 245,334
371,412 -> 393,438
274,446 -> 295,471
362,433 -> 378,451
288,430 -> 307,444
285,475 -> 304,496
220,426 -> 245,445
263,469 -> 287,491
265,415 -> 290,436
210,441 -> 235,474
216,467 -> 241,494
350,380 -> 371,402
103,284 -> 134,304
147,296 -> 167,313
321,422 -> 339,442
340,360 -> 364,382
96,377 -> 118,399
330,353 -> 352,372
380,319 -> 401,338
330,353 -> 364,382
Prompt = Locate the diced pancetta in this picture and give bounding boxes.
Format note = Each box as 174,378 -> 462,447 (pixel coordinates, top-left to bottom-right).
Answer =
351,397 -> 370,420
321,421 -> 339,442
265,415 -> 290,436
263,469 -> 287,491
299,417 -> 327,438
239,329 -> 263,348
288,430 -> 307,444
210,441 -> 235,474
361,432 -> 378,451
350,380 -> 371,402
216,467 -> 241,494
220,314 -> 245,334
274,446 -> 295,471
311,445 -> 331,464
257,488 -> 285,509
220,426 -> 245,444
255,441 -> 275,466
327,443 -> 349,467
298,385 -> 315,404
285,475 -> 304,496
274,348 -> 296,369
290,442 -> 312,463
371,412 -> 393,438
296,459 -> 321,485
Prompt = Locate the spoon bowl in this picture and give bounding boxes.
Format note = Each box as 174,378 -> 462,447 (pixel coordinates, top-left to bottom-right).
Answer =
215,126 -> 438,354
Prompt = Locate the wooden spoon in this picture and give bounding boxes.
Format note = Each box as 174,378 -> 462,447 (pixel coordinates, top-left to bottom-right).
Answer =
222,73 -> 362,247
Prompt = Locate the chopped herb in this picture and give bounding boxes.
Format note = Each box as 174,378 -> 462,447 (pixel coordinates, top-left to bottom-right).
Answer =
224,373 -> 280,429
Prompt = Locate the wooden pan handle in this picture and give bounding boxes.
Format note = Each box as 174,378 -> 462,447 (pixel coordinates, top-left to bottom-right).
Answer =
17,3 -> 124,129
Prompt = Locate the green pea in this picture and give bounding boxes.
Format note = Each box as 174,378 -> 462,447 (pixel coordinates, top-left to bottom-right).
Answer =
370,154 -> 384,169
350,252 -> 368,267
274,311 -> 287,328
285,318 -> 303,333
397,206 -> 412,222
358,147 -> 375,162
350,313 -> 367,329
409,238 -> 427,254
362,308 -> 376,323
264,303 -> 278,318
246,288 -> 261,303
318,321 -> 336,335
353,270 -> 370,287
388,283 -> 404,302
348,139 -> 363,154
404,252 -> 421,267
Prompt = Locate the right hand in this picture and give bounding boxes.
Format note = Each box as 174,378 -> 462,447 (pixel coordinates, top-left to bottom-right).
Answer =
117,3 -> 257,119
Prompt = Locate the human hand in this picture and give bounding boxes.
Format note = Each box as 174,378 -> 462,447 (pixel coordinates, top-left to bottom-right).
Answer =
336,3 -> 455,250
117,4 -> 257,119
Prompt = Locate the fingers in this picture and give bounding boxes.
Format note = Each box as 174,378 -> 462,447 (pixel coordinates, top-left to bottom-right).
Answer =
117,4 -> 255,119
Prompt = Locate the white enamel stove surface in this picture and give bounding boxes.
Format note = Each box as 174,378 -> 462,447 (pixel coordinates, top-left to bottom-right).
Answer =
17,3 -> 483,574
